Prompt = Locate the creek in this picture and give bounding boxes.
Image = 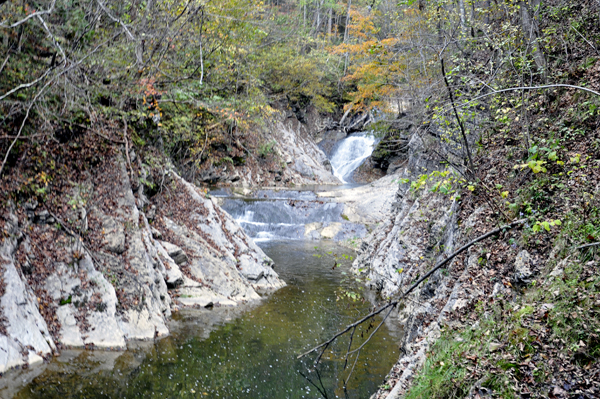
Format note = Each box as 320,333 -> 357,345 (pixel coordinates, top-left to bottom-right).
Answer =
6,132 -> 397,399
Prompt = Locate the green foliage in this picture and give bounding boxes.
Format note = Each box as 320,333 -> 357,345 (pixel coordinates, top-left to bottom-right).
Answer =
258,140 -> 278,158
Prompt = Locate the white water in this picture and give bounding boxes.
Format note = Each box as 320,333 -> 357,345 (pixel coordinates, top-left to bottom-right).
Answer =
329,132 -> 377,183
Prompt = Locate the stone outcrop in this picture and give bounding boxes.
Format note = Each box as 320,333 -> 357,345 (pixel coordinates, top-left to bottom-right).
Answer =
349,125 -> 489,398
0,207 -> 56,374
202,107 -> 341,188
0,153 -> 284,373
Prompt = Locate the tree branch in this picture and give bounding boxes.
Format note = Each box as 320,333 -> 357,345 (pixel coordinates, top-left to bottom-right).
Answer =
0,0 -> 56,29
441,58 -> 474,172
298,218 -> 527,360
576,242 -> 600,250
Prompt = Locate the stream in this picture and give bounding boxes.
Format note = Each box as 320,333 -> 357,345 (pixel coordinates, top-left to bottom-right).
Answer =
4,132 -> 398,399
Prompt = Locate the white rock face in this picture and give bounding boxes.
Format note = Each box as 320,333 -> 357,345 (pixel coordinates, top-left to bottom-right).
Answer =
159,173 -> 286,300
276,120 -> 341,185
317,172 -> 401,226
0,154 -> 286,374
0,211 -> 56,374
44,257 -> 127,349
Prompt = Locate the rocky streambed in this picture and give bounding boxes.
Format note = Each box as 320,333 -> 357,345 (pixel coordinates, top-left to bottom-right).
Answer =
2,125 -> 411,398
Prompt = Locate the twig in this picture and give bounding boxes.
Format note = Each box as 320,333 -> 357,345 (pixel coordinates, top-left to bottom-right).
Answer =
571,26 -> 600,56
123,117 -> 134,178
0,0 -> 56,28
0,31 -> 123,177
342,326 -> 356,370
454,84 -> 600,112
441,58 -> 474,173
576,242 -> 600,250
298,218 -> 527,359
45,209 -> 100,266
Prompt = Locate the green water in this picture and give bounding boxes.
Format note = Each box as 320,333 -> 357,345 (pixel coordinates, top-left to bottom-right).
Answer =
9,240 -> 399,399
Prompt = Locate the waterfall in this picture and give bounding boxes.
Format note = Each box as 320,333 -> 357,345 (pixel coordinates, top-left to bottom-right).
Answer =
221,194 -> 346,242
329,132 -> 377,183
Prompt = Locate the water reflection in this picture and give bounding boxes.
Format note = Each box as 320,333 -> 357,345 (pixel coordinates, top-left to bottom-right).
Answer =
7,241 -> 399,399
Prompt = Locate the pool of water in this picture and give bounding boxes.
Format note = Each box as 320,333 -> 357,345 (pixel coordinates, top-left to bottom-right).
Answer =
7,240 -> 399,399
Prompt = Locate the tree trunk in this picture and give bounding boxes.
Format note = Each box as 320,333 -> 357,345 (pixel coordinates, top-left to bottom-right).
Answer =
327,7 -> 332,39
458,0 -> 468,37
344,0 -> 351,42
519,0 -> 546,75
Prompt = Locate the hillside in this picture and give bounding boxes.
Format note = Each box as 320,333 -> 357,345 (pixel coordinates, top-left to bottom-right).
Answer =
2,0 -> 600,397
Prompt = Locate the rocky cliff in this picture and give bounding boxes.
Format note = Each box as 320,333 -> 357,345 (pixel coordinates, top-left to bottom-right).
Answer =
0,147 -> 285,374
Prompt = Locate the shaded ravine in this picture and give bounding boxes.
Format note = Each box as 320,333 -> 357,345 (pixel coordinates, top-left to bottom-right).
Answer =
4,132 -> 400,399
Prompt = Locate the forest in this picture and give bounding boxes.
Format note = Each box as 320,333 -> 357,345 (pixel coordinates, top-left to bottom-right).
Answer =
2,0 -> 600,397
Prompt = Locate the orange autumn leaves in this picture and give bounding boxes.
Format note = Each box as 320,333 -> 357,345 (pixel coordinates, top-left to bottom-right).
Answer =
332,8 -> 400,112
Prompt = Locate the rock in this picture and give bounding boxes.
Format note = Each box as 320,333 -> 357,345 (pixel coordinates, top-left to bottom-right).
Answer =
293,159 -> 314,178
512,250 -> 533,285
99,214 -> 125,254
157,172 -> 285,299
540,303 -> 554,312
159,241 -> 188,265
0,210 -> 56,373
320,222 -> 343,239
150,226 -> 162,239
155,242 -> 184,288
34,210 -> 50,224
317,172 -> 401,225
304,222 -> 322,239
146,205 -> 156,221
492,282 -> 507,298
489,342 -> 502,352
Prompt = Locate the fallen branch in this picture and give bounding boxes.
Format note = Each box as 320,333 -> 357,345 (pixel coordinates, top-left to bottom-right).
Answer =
576,242 -> 600,251
298,218 -> 527,360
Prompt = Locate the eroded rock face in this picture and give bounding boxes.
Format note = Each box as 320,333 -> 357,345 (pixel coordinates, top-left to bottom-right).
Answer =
151,172 -> 285,307
0,210 -> 56,373
0,154 -> 285,374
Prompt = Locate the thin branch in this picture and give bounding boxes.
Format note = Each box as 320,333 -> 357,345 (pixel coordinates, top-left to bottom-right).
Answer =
455,84 -> 600,111
37,14 -> 66,65
346,305 -> 394,357
123,117 -> 134,178
96,0 -> 135,41
298,218 -> 527,359
0,32 -> 122,177
576,242 -> 600,250
0,0 -> 56,28
441,58 -> 474,172
0,68 -> 53,102
0,51 -> 10,76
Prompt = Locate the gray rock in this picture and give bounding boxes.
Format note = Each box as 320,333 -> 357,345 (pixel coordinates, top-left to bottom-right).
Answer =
159,241 -> 188,265
513,250 -> 533,285
0,207 -> 56,373
163,172 -> 285,298
150,226 -> 162,239
99,214 -> 125,254
155,241 -> 184,288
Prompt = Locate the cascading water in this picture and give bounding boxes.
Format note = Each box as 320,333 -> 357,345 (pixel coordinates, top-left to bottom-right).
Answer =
329,132 -> 377,183
220,191 -> 352,242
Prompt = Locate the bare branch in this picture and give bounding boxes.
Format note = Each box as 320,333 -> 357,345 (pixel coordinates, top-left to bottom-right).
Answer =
0,0 -> 56,29
96,0 -> 135,41
298,218 -> 527,360
0,68 -> 53,102
0,31 -> 123,177
576,242 -> 600,250
454,84 -> 600,111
